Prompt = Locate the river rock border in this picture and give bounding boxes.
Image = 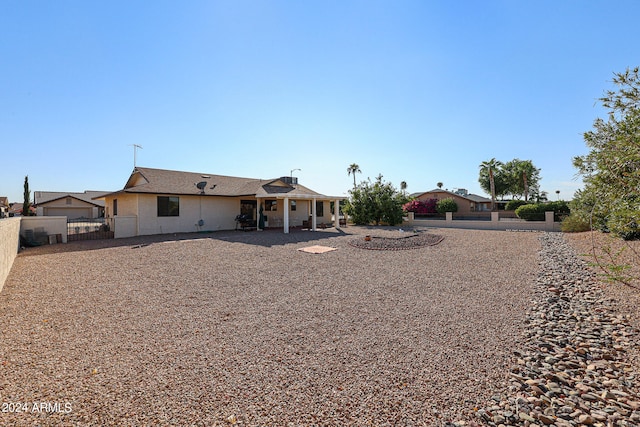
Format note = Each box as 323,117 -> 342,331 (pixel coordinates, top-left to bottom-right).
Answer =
457,232 -> 640,427
348,232 -> 444,250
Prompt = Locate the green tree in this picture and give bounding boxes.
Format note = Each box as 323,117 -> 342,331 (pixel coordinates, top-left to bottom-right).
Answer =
22,175 -> 31,216
479,158 -> 505,210
347,163 -> 361,190
501,159 -> 541,201
343,174 -> 407,226
573,66 -> 640,239
436,182 -> 443,189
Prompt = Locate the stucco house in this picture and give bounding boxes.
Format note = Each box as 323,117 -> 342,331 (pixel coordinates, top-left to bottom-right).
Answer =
96,167 -> 345,237
411,189 -> 492,214
34,191 -> 108,219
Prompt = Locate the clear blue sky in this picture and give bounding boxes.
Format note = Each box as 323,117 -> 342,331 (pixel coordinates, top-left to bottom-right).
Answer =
1,1 -> 638,203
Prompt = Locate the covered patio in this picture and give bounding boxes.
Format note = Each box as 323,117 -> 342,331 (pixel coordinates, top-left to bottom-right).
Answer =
255,193 -> 345,233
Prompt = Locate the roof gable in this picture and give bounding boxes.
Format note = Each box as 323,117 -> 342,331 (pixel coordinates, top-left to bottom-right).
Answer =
34,191 -> 108,207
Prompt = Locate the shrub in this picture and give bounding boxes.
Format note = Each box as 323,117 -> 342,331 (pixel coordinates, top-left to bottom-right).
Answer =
515,204 -> 545,221
344,175 -> 406,226
515,201 -> 571,221
403,198 -> 437,214
505,199 -> 528,211
560,214 -> 592,232
436,198 -> 458,214
545,200 -> 571,221
607,203 -> 640,240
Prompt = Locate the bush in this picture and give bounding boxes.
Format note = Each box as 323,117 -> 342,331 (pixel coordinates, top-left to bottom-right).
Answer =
545,200 -> 571,221
403,199 -> 437,214
515,204 -> 545,221
607,203 -> 640,240
436,198 -> 458,214
560,214 -> 592,232
515,201 -> 571,221
505,200 -> 528,211
344,175 -> 407,226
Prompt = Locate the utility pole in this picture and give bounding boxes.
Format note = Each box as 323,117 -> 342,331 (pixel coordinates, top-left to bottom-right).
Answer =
129,144 -> 143,167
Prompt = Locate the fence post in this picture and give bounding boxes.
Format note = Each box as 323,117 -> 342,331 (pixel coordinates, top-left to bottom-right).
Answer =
490,212 -> 499,230
545,211 -> 554,231
407,212 -> 415,225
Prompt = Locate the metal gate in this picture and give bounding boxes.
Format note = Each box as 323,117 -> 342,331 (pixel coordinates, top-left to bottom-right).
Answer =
67,218 -> 114,241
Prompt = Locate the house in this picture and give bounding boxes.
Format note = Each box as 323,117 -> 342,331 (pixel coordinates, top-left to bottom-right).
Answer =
34,191 -> 109,219
410,188 -> 492,214
96,167 -> 345,237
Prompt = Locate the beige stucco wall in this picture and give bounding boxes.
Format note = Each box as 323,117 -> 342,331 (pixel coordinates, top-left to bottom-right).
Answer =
0,218 -> 21,293
102,193 -> 336,236
405,211 -> 560,232
105,193 -> 241,236
114,216 -> 137,239
20,216 -> 68,243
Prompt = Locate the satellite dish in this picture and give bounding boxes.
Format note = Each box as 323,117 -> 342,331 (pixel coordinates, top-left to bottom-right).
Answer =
196,181 -> 207,192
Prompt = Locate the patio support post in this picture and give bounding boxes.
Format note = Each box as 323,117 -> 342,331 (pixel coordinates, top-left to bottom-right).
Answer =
283,197 -> 289,234
334,198 -> 340,228
312,198 -> 317,231
256,197 -> 262,231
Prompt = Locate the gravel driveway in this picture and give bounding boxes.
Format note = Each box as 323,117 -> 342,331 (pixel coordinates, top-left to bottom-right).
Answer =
0,227 -> 539,426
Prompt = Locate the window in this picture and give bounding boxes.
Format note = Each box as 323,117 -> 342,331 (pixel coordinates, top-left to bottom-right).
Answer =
291,200 -> 296,211
265,199 -> 277,211
66,197 -> 72,205
113,199 -> 118,216
316,201 -> 324,217
157,196 -> 180,217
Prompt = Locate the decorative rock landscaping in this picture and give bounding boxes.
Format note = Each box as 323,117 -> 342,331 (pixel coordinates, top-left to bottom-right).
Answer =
463,232 -> 640,427
348,229 -> 444,250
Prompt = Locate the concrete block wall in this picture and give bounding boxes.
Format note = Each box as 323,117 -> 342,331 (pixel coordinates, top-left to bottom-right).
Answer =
0,218 -> 21,292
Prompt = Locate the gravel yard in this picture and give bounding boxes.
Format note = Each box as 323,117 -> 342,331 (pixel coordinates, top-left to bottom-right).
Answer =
1,227 -> 541,425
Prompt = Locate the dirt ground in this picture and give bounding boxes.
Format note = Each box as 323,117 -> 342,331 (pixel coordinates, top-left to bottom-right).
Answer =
564,230 -> 640,371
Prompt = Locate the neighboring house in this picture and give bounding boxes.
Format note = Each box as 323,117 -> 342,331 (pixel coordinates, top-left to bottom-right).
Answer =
96,167 -> 345,236
34,191 -> 109,219
410,188 -> 492,214
0,197 -> 8,218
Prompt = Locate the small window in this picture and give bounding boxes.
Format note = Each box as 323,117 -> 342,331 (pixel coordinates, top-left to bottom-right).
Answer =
157,196 -> 180,217
316,201 -> 324,217
113,199 -> 118,216
291,200 -> 296,211
66,197 -> 72,205
265,199 -> 277,211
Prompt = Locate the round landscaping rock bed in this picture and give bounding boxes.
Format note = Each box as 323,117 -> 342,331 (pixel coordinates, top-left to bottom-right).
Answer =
348,230 -> 444,250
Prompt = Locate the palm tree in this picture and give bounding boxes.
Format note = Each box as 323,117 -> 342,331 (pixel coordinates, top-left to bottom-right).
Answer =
400,181 -> 407,196
479,158 -> 503,211
347,163 -> 361,189
556,190 -> 560,200
436,182 -> 443,189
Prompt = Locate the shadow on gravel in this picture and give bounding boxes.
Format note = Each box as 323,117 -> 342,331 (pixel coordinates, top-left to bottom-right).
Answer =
16,228 -> 355,257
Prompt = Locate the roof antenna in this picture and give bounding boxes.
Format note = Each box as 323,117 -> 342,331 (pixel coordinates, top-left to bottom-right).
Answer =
129,144 -> 143,167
